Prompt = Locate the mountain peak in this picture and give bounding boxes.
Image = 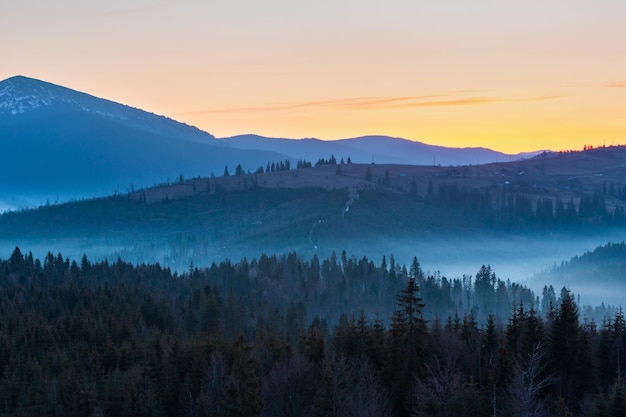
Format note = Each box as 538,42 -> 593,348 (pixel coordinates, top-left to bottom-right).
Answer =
0,75 -> 65,115
0,75 -> 127,117
0,75 -> 216,143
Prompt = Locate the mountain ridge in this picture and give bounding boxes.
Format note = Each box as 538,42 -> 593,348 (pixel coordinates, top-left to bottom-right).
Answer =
0,76 -> 289,208
220,134 -> 544,166
2,146 -> 625,308
0,75 -> 548,210
0,75 -> 216,144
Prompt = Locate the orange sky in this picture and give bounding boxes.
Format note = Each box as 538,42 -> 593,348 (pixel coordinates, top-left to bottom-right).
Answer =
3,1 -> 625,153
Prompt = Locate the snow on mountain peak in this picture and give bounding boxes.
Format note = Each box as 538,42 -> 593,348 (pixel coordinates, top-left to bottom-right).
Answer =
0,76 -> 61,115
0,75 -> 129,117
0,75 -> 216,143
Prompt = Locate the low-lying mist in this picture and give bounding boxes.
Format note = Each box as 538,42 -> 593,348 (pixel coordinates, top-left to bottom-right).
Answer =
314,230 -> 626,308
2,228 -> 624,309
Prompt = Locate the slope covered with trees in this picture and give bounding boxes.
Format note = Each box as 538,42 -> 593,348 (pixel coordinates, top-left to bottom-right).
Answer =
0,248 -> 623,416
536,241 -> 626,284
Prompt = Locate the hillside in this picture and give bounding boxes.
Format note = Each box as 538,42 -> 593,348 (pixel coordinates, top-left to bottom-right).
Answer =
134,145 -> 626,213
529,241 -> 626,306
1,76 -> 547,210
1,146 -> 626,299
0,76 -> 288,207
1,248 -> 620,417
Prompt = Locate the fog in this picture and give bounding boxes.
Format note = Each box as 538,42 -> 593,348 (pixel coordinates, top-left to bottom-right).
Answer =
311,230 -> 626,308
2,227 -> 624,309
435,234 -> 626,308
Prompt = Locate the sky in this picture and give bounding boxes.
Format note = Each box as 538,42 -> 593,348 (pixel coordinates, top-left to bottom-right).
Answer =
2,0 -> 625,153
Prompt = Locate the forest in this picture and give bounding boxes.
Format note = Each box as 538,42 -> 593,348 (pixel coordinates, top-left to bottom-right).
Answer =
2,169 -> 626,276
1,247 -> 625,416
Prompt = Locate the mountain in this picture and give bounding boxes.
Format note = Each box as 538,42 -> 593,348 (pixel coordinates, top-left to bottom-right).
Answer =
2,146 -> 625,297
220,134 -> 542,166
0,76 -> 287,208
0,75 -> 215,143
529,241 -> 626,306
0,75 -> 544,210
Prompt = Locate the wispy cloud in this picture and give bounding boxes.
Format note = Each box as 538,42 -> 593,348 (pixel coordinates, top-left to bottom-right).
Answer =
389,96 -> 499,108
566,81 -> 626,89
189,93 -> 563,115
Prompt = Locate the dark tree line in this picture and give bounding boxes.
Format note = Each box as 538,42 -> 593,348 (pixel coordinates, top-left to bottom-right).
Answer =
226,156 -> 354,176
264,160 -> 291,173
315,155 -> 352,166
430,182 -> 626,229
604,181 -> 626,201
0,248 -> 624,416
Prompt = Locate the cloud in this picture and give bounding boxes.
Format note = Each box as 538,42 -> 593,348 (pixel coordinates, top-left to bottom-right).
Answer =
567,81 -> 626,89
388,97 -> 499,108
190,93 -> 562,115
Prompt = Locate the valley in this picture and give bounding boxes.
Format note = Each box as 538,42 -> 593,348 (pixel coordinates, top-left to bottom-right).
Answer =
1,145 -> 625,307
2,76 -> 626,417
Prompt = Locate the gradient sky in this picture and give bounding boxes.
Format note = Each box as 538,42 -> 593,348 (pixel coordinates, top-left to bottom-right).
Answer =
3,0 -> 625,153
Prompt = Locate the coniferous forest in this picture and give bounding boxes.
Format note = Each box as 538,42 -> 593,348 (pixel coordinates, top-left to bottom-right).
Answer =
4,55 -> 626,417
2,247 -> 626,417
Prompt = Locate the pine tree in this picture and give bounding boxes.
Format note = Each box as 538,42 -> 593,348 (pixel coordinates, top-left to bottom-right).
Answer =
409,256 -> 423,282
608,378 -> 626,417
314,363 -> 335,417
225,335 -> 263,417
613,306 -> 626,377
549,289 -> 596,409
385,277 -> 428,415
522,305 -> 545,359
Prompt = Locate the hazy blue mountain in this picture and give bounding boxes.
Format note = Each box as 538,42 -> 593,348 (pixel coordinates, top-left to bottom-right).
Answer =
2,153 -> 625,306
0,76 -> 287,209
0,75 -> 543,210
220,134 -> 542,166
528,241 -> 626,306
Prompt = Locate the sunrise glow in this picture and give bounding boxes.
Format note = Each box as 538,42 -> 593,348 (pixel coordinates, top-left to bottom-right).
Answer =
4,1 -> 625,154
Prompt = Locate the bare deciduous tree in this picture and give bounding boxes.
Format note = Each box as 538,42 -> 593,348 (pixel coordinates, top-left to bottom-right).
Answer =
505,343 -> 553,417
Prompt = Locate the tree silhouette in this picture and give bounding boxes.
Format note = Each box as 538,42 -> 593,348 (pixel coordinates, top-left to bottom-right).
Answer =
385,276 -> 428,415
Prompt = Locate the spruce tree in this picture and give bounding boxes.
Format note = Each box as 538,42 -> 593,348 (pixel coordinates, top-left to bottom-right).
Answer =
225,335 -> 263,417
385,277 -> 428,415
235,164 -> 244,176
549,289 -> 596,410
608,378 -> 626,417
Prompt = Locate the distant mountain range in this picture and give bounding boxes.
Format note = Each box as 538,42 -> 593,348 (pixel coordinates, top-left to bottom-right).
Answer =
220,134 -> 540,166
0,76 -> 287,208
2,145 -> 625,304
0,75 -> 541,210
